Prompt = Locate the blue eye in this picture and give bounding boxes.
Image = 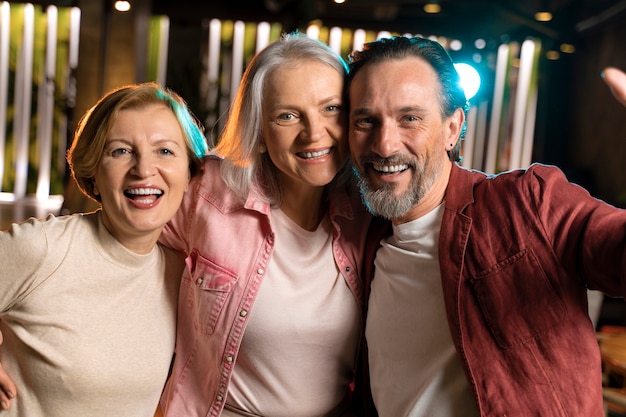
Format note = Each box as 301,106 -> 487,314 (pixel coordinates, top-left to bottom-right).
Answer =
111,148 -> 130,156
276,112 -> 298,125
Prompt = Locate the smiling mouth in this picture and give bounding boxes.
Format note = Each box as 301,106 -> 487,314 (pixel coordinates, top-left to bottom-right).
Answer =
372,163 -> 410,173
124,187 -> 164,204
296,148 -> 331,160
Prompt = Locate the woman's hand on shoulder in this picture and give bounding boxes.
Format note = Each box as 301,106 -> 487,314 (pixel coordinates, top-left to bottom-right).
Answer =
0,331 -> 16,410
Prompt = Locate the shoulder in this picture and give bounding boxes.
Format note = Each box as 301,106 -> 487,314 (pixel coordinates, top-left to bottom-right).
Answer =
447,163 -> 571,213
2,212 -> 94,244
189,156 -> 245,209
0,213 -> 97,295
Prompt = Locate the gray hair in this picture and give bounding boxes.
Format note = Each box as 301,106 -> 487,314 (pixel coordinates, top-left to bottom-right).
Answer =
212,32 -> 349,203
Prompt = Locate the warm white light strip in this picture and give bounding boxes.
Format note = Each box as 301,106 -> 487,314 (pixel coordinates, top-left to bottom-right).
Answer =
13,3 -> 35,198
484,43 -> 509,174
36,5 -> 58,200
205,19 -> 221,134
472,100 -> 489,170
306,24 -> 320,40
207,19 -> 221,85
328,27 -> 342,55
521,78 -> 538,168
508,39 -> 536,170
157,16 -> 169,86
461,105 -> 477,168
69,7 -> 80,68
56,6 -> 81,176
352,28 -> 366,52
229,20 -> 245,103
256,21 -> 270,53
0,2 -> 10,189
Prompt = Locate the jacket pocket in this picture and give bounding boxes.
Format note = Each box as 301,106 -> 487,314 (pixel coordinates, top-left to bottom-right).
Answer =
184,253 -> 238,335
468,249 -> 567,348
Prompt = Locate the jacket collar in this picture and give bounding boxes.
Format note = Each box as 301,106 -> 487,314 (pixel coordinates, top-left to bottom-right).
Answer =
444,163 -> 478,213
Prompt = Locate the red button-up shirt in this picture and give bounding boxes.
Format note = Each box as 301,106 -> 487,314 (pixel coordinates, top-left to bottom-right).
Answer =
357,163 -> 626,417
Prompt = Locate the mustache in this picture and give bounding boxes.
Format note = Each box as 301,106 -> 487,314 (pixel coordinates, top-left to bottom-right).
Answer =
358,153 -> 416,169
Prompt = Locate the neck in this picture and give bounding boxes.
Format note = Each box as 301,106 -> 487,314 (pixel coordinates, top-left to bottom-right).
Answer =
100,212 -> 160,255
279,187 -> 327,231
392,160 -> 452,225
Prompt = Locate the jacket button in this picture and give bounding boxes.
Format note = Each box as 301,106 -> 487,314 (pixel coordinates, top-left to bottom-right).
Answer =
240,310 -> 248,317
226,356 -> 233,362
196,278 -> 203,285
257,268 -> 264,275
345,266 -> 351,272
216,395 -> 223,402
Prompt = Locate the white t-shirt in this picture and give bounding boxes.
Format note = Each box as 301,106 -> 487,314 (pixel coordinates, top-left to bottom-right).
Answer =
224,208 -> 360,417
366,203 -> 479,417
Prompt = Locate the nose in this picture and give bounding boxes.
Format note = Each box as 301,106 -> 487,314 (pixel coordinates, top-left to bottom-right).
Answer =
131,153 -> 156,178
371,122 -> 402,158
299,114 -> 326,143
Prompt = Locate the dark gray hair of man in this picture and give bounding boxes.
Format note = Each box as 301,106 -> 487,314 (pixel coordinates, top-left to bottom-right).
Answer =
212,31 -> 350,205
347,36 -> 469,162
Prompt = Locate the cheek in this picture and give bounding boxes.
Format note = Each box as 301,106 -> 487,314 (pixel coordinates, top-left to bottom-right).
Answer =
348,131 -> 367,155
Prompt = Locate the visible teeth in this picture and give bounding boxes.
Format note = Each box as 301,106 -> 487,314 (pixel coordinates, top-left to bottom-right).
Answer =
126,188 -> 163,196
135,199 -> 155,205
373,163 -> 408,173
301,149 -> 331,159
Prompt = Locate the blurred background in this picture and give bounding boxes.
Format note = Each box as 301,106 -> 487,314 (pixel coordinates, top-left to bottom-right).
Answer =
0,0 -> 624,329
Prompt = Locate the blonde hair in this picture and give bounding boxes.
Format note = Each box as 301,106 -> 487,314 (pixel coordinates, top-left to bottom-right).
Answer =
68,82 -> 208,202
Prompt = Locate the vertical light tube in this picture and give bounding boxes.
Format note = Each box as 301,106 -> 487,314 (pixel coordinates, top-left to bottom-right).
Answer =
472,100 -> 489,170
484,43 -> 509,174
521,81 -> 538,168
13,3 -> 34,198
68,6 -> 80,69
508,39 -> 536,170
256,21 -> 270,53
156,16 -> 169,86
56,6 -> 80,173
229,20 -> 245,104
0,2 -> 11,189
36,5 -> 58,200
352,28 -> 366,52
306,24 -> 320,40
204,18 -> 222,142
461,105 -> 477,169
328,26 -> 342,55
207,18 -> 221,87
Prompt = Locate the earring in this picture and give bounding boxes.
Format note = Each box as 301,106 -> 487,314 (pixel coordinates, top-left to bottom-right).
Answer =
259,143 -> 267,153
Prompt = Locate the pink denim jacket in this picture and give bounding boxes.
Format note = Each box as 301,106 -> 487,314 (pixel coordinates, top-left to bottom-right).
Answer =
160,156 -> 372,417
356,163 -> 626,417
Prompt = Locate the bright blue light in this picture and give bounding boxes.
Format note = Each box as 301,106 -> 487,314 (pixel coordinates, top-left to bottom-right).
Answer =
454,62 -> 481,100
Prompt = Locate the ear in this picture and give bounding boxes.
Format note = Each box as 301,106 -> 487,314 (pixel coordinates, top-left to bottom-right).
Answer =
444,107 -> 465,151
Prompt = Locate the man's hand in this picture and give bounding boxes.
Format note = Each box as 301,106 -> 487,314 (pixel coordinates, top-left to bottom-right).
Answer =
602,67 -> 626,107
0,331 -> 16,410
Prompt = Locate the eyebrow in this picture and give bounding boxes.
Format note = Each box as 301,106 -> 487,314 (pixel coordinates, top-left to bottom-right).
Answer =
350,105 -> 427,116
350,107 -> 373,117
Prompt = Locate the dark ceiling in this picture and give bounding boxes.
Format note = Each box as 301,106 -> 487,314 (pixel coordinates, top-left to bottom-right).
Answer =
151,0 -> 626,46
